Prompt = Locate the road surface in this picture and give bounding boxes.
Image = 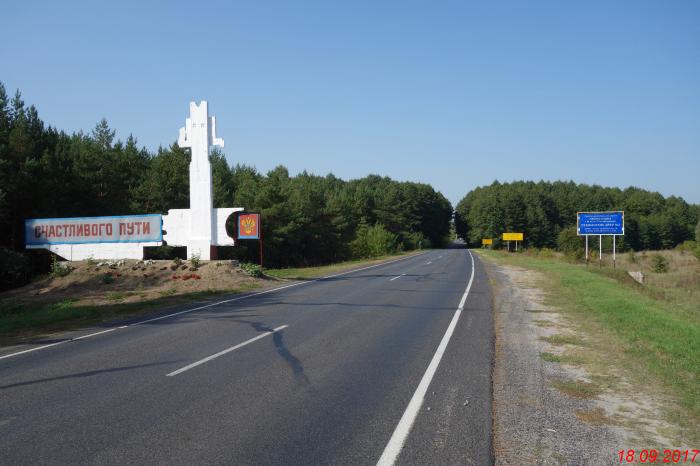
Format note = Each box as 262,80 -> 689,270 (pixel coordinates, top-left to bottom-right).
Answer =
0,249 -> 493,465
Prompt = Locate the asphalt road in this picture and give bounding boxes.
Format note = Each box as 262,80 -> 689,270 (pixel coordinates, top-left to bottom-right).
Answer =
0,249 -> 494,465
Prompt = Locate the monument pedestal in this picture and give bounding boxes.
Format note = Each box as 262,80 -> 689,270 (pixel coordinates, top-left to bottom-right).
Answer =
187,239 -> 219,261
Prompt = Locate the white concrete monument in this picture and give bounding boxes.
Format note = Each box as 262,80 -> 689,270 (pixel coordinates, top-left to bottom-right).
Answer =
162,101 -> 241,260
25,101 -> 242,261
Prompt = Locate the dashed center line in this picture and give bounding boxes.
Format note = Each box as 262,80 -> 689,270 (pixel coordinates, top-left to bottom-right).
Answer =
389,274 -> 406,281
166,325 -> 289,377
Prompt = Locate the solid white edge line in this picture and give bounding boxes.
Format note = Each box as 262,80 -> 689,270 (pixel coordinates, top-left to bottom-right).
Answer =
166,325 -> 289,376
376,249 -> 475,466
0,251 -> 430,362
0,341 -> 68,361
71,328 -> 116,341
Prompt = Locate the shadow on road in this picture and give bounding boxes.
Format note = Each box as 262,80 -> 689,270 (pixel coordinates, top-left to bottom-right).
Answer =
0,361 -> 175,390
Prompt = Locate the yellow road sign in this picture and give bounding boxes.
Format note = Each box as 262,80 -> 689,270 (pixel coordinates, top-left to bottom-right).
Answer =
482,238 -> 493,245
502,232 -> 523,241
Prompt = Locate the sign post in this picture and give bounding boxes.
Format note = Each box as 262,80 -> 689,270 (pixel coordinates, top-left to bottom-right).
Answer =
502,232 -> 524,252
577,211 -> 624,268
235,212 -> 263,267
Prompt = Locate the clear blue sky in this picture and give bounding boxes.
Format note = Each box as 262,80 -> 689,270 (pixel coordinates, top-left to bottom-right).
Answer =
3,0 -> 699,206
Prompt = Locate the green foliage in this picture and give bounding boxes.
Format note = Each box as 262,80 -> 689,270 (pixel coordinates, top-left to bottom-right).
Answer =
651,254 -> 669,273
50,256 -> 72,278
240,262 -> 263,277
455,181 -> 698,251
350,223 -> 399,258
189,253 -> 201,269
556,226 -> 583,260
0,247 -> 31,291
0,82 -> 453,273
101,273 -> 115,284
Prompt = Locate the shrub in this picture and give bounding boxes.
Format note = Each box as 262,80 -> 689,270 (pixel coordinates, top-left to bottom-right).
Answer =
0,247 -> 31,291
101,273 -> 115,284
50,256 -> 73,278
189,253 -> 201,269
240,263 -> 263,277
403,231 -> 430,250
651,253 -> 669,273
351,223 -> 399,258
557,227 -> 583,260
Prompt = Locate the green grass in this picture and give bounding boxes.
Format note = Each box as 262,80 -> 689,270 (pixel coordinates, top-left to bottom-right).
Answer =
478,249 -> 700,420
106,292 -> 126,301
539,334 -> 587,346
540,351 -> 563,362
265,251 -> 424,280
552,379 -> 601,399
540,351 -> 584,365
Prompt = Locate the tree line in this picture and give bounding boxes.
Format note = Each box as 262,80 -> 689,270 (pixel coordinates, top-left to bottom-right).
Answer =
0,83 -> 452,268
454,180 -> 699,251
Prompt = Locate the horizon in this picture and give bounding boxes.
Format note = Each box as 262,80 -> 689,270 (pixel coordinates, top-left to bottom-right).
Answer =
3,1 -> 699,206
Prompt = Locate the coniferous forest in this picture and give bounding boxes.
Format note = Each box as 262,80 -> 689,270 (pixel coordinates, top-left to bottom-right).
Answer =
0,83 -> 452,268
2,81 -> 698,277
455,181 -> 699,251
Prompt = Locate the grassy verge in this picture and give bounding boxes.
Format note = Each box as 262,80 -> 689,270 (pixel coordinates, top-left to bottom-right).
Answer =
264,250 -> 424,280
477,249 -> 699,423
0,287 -> 256,345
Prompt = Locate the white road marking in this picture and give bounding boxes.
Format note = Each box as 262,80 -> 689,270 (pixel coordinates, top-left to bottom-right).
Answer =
0,252 -> 428,362
389,274 -> 406,281
71,328 -> 116,341
376,249 -> 475,466
166,325 -> 289,376
0,341 -> 68,361
426,261 -> 432,265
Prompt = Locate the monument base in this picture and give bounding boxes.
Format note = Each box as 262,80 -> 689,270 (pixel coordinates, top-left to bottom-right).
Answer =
187,239 -> 216,261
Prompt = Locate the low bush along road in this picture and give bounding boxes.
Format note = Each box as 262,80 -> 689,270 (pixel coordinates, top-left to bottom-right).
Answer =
0,249 -> 494,465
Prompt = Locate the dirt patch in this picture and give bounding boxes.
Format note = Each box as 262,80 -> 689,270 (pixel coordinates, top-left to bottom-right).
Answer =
1,259 -> 269,307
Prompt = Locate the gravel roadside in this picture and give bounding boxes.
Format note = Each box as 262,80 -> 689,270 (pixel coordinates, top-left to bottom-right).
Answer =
484,259 -> 624,466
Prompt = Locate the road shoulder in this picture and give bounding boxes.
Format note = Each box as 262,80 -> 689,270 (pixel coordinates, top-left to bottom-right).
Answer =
483,258 -> 626,465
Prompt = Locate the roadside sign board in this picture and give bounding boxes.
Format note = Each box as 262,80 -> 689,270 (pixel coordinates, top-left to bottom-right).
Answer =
482,238 -> 493,245
236,213 -> 261,240
502,232 -> 523,241
577,211 -> 624,236
25,214 -> 162,246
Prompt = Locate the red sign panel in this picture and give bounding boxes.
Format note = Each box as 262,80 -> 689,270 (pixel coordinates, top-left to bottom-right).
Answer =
237,213 -> 260,239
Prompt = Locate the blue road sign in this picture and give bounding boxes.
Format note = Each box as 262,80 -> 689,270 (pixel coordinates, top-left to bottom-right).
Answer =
577,211 -> 624,235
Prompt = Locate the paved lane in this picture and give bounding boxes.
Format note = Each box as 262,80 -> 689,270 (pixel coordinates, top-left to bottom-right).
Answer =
0,249 -> 493,465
